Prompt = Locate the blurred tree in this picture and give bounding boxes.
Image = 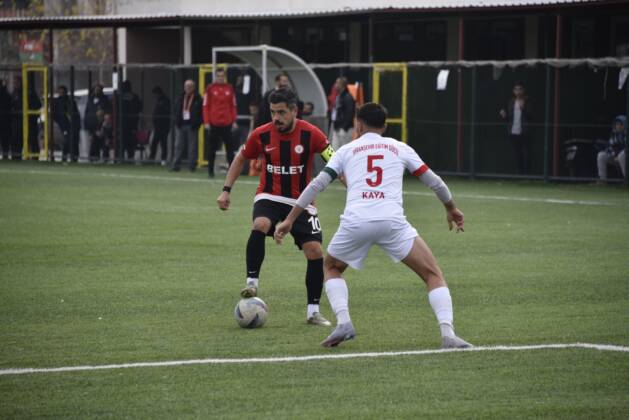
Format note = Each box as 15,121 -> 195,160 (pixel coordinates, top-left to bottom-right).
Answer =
0,0 -> 113,65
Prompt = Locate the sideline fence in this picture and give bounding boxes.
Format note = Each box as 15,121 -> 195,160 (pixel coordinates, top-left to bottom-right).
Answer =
0,57 -> 627,183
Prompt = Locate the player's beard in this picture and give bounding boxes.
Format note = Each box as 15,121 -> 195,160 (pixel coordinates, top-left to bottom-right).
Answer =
275,118 -> 294,133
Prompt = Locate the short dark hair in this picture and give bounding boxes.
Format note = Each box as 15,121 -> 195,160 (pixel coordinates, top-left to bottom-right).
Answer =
268,88 -> 297,108
216,67 -> 225,74
275,72 -> 288,82
356,103 -> 387,128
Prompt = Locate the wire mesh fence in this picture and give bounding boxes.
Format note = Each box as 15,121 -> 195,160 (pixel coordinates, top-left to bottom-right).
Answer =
1,58 -> 627,183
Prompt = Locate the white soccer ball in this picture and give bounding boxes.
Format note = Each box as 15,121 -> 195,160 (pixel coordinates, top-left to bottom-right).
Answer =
234,297 -> 269,328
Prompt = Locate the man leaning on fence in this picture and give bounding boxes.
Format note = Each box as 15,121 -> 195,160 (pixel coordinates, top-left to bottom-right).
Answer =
120,80 -> 142,162
171,79 -> 203,172
150,86 -> 171,166
85,83 -> 112,162
51,86 -> 80,163
330,77 -> 355,151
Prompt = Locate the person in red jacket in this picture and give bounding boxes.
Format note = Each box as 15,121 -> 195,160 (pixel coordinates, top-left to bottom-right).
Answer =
203,68 -> 238,178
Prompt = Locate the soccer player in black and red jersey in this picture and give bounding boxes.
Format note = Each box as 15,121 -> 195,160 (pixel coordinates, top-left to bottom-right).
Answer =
217,88 -> 335,326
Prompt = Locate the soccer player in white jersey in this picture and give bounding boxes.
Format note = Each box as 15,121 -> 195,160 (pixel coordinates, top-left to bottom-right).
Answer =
274,102 -> 472,349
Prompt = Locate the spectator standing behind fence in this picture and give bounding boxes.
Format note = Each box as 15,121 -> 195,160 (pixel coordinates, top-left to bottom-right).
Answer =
171,79 -> 202,172
119,80 -> 142,162
149,86 -> 171,166
89,109 -> 110,162
0,80 -> 12,160
247,101 -> 264,177
302,102 -> 314,118
9,77 -> 23,160
85,83 -> 112,162
258,72 -> 291,126
203,68 -> 238,178
233,74 -> 252,148
330,77 -> 355,151
597,115 -> 626,182
99,112 -> 115,163
500,81 -> 533,175
51,86 -> 80,163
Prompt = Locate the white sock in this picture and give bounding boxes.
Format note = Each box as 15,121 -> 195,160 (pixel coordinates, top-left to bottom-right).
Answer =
307,304 -> 320,319
325,278 -> 351,325
246,277 -> 259,288
428,287 -> 455,338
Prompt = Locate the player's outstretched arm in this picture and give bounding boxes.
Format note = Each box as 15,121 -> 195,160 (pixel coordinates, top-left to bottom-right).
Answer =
274,205 -> 304,245
217,152 -> 246,211
274,169 -> 335,244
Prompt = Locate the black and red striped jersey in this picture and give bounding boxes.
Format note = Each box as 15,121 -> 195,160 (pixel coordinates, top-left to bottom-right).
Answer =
242,119 -> 331,201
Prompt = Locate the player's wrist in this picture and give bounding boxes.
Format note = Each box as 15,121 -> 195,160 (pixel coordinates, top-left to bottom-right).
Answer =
222,186 -> 232,193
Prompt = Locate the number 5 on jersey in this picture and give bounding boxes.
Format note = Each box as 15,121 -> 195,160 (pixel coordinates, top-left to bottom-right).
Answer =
366,155 -> 384,187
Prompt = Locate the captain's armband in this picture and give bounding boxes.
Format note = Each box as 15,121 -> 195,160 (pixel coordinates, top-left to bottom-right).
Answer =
320,145 -> 335,163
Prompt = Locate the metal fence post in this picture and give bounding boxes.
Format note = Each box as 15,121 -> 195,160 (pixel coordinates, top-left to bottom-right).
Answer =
469,67 -> 476,179
543,64 -> 551,183
70,65 -> 76,161
117,66 -> 124,163
169,67 -> 176,166
625,79 -> 629,186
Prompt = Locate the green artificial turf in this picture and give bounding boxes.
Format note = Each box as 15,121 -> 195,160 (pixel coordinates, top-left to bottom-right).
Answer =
1,161 -> 628,418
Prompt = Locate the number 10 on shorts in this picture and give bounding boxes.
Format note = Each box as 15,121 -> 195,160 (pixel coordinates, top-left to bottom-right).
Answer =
308,216 -> 322,234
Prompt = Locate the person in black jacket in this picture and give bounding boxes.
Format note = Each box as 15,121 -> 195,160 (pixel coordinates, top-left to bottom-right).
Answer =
149,86 -> 171,164
85,83 -> 112,161
171,80 -> 202,172
330,77 -> 355,150
258,72 -> 292,126
499,81 -> 533,175
0,80 -> 12,160
51,85 -> 80,162
119,80 -> 142,161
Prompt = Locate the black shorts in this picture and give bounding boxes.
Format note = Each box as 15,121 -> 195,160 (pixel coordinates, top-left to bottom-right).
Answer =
252,199 -> 323,249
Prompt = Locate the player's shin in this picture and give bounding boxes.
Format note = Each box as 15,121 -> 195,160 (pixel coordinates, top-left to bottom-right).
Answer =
245,230 -> 266,287
325,278 -> 351,325
428,286 -> 455,338
306,258 -> 324,317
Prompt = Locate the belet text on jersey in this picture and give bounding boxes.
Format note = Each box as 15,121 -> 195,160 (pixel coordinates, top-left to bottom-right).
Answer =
266,164 -> 305,174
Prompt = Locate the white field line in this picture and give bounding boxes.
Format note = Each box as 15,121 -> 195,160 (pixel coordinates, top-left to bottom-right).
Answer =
1,167 -> 625,207
1,343 -> 628,376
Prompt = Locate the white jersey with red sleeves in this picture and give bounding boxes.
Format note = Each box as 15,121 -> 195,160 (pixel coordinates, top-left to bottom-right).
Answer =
325,132 -> 428,222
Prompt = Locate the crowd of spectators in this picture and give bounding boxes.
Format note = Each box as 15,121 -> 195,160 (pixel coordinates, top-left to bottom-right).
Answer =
0,73 -> 625,182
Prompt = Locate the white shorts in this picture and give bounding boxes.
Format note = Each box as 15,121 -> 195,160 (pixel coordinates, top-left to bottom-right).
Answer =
327,219 -> 419,270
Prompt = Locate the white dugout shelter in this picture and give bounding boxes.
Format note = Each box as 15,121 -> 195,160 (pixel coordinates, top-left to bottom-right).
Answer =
212,44 -> 329,118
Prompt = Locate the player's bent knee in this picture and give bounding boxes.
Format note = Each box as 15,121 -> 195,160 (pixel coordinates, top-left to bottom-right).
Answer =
302,241 -> 324,260
252,217 -> 272,233
324,254 -> 347,275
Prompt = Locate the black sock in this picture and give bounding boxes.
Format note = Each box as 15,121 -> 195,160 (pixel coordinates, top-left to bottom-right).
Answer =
246,230 -> 266,279
305,258 -> 324,305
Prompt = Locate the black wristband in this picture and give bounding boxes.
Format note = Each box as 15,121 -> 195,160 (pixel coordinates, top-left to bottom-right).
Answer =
222,186 -> 232,193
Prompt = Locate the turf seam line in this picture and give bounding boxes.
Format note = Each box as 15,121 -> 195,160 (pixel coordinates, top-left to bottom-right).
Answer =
1,343 -> 627,376
0,168 -> 623,207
